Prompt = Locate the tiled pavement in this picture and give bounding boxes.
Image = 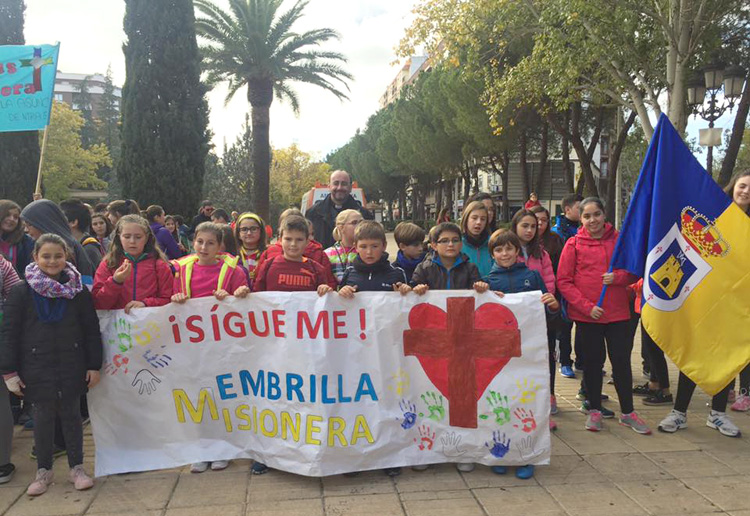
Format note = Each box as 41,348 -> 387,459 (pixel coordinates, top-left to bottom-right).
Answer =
2,339 -> 750,516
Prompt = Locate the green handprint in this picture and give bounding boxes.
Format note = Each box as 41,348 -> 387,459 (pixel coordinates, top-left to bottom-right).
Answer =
115,317 -> 133,353
479,391 -> 511,425
418,391 -> 445,422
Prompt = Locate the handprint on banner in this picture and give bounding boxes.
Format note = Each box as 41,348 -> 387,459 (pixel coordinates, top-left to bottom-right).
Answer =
478,391 -> 511,425
513,408 -> 537,433
112,317 -> 133,353
485,431 -> 511,458
134,322 -> 161,347
398,399 -> 417,430
103,354 -> 129,375
512,378 -> 541,404
387,369 -> 410,396
143,349 -> 172,368
517,435 -> 538,461
131,369 -> 161,395
414,424 -> 436,451
440,431 -> 466,458
419,391 -> 445,422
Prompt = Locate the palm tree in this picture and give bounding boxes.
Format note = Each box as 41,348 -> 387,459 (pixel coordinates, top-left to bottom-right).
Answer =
194,0 -> 353,221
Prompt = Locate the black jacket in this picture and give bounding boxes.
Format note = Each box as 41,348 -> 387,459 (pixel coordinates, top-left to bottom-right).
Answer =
0,282 -> 103,402
411,252 -> 480,290
340,254 -> 407,292
305,194 -> 372,249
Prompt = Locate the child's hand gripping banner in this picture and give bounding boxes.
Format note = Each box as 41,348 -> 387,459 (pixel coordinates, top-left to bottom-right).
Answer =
89,291 -> 551,477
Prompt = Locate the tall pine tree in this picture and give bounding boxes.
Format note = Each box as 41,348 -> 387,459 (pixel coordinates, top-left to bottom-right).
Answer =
119,0 -> 210,215
0,1 -> 41,203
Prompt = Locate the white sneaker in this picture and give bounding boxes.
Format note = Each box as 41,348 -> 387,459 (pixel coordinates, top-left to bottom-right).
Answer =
210,460 -> 229,471
456,463 -> 475,472
658,409 -> 687,433
707,411 -> 741,438
190,462 -> 209,473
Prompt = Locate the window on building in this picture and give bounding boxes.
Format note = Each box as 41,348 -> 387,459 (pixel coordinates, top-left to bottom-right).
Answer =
600,159 -> 609,178
600,136 -> 610,157
54,93 -> 63,101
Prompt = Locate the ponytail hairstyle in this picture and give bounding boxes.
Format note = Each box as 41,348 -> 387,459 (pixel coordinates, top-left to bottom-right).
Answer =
33,233 -> 72,261
332,209 -> 361,243
107,199 -> 142,221
510,209 -> 543,259
104,214 -> 166,269
580,196 -> 606,215
234,212 -> 267,252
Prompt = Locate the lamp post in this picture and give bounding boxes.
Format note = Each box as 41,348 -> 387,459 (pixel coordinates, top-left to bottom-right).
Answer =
686,64 -> 746,175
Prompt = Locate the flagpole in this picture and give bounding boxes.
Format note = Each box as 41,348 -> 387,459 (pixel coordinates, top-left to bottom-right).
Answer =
35,125 -> 50,196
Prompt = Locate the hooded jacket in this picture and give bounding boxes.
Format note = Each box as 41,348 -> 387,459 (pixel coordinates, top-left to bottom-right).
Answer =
485,262 -> 547,294
551,215 -> 578,243
519,247 -> 556,295
340,254 -> 407,292
149,222 -> 183,260
92,255 -> 174,309
556,223 -> 636,324
20,200 -> 94,284
305,194 -> 372,249
411,252 -> 480,290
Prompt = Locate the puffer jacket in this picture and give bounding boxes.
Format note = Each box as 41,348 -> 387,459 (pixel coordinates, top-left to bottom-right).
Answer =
0,282 -> 103,402
92,255 -> 174,309
340,254 -> 407,292
519,247 -> 556,295
484,262 -> 547,294
411,252 -> 480,290
556,224 -> 636,324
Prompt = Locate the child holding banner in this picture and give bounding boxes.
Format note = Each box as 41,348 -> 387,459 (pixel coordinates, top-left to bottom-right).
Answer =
0,234 -> 102,496
234,212 -> 267,281
411,222 -> 490,473
392,222 -> 427,283
556,197 -> 651,435
324,209 -> 362,283
92,215 -> 174,312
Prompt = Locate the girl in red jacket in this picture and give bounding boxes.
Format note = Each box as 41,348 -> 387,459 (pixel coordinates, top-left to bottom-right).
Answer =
92,215 -> 174,313
557,198 -> 651,435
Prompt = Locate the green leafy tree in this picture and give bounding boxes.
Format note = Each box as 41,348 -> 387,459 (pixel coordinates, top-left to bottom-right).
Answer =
194,0 -> 353,222
203,116 -> 253,212
269,144 -> 330,226
120,0 -> 210,215
0,0 -> 41,203
40,102 -> 109,202
73,75 -> 97,149
97,65 -> 122,192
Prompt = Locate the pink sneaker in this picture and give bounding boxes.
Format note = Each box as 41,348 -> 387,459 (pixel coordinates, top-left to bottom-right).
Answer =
550,395 -> 558,415
549,419 -> 558,431
728,390 -> 737,403
69,465 -> 94,490
731,394 -> 750,412
27,468 -> 53,496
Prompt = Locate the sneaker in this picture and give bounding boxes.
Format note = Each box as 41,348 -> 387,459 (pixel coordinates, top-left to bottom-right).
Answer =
251,462 -> 269,475
515,464 -> 535,479
490,465 -> 507,475
580,401 -> 615,419
658,409 -> 687,433
0,463 -> 15,485
190,462 -> 209,473
550,395 -> 558,415
619,411 -> 652,434
69,465 -> 94,491
643,391 -> 674,406
574,363 -> 583,372
411,465 -> 429,471
560,365 -> 576,378
210,460 -> 229,471
27,468 -> 53,496
456,463 -> 475,472
383,467 -> 402,477
29,445 -> 66,460
707,411 -> 741,438
633,383 -> 654,396
576,389 -> 609,402
585,410 -> 603,432
23,418 -> 34,431
731,394 -> 750,412
549,419 -> 558,432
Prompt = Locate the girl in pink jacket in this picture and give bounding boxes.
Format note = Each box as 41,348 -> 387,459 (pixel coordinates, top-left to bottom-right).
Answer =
557,198 -> 650,435
92,215 -> 174,313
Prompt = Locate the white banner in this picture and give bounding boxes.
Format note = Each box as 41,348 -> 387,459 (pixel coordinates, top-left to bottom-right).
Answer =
89,291 -> 550,477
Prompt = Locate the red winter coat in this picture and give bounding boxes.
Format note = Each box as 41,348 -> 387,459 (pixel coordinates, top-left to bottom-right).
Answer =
92,256 -> 174,309
556,224 -> 635,324
518,248 -> 556,295
256,240 -> 336,286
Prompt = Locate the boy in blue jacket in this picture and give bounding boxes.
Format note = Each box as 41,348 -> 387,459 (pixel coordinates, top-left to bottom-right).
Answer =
484,230 -> 559,480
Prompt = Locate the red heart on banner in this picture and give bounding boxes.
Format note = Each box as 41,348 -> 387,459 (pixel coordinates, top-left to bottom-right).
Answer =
403,298 -> 522,428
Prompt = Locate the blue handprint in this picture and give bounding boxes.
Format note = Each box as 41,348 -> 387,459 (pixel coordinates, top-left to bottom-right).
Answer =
485,431 -> 511,458
398,399 -> 417,430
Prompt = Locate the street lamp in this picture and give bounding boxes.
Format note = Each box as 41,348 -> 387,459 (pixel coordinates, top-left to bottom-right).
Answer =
686,64 -> 746,176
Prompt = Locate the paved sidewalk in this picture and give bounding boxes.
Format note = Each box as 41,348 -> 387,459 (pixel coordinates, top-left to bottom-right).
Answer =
2,335 -> 749,516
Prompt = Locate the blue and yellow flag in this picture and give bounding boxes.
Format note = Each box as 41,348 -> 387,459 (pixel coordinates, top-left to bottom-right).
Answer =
0,43 -> 60,132
611,114 -> 750,396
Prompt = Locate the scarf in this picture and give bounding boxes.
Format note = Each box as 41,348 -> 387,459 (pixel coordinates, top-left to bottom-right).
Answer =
25,262 -> 83,323
464,232 -> 488,248
239,247 -> 262,277
395,250 -> 425,271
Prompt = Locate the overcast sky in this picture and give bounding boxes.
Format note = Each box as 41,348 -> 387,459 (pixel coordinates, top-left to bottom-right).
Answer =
24,0 -> 416,161
23,0 -> 737,168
